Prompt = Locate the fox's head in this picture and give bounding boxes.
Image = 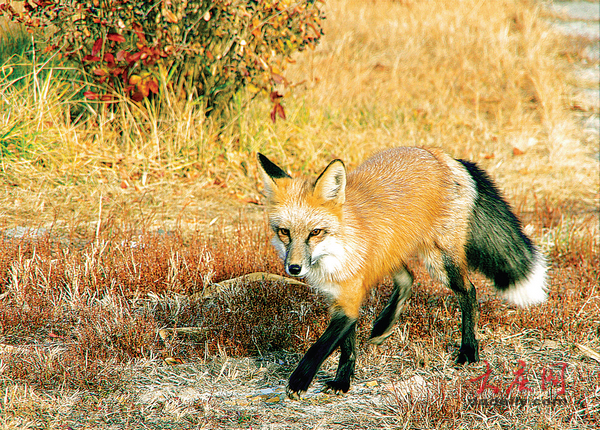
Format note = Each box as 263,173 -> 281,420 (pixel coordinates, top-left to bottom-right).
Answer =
257,153 -> 346,280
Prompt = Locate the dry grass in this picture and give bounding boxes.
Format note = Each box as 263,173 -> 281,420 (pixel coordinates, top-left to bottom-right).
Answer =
0,203 -> 598,429
1,0 -> 597,231
0,0 -> 599,428
277,0 -> 597,204
0,220 -> 304,385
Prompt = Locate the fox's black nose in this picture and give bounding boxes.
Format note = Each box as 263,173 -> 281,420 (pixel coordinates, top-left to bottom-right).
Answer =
288,264 -> 302,276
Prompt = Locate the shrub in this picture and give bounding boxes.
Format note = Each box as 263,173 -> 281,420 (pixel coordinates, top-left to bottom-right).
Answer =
0,0 -> 325,119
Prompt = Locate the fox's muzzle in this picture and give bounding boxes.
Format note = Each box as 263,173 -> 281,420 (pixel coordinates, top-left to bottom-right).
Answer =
284,239 -> 311,277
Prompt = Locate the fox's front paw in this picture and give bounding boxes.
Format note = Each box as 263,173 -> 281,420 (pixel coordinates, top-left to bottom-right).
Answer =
287,371 -> 312,400
286,385 -> 304,400
323,379 -> 351,395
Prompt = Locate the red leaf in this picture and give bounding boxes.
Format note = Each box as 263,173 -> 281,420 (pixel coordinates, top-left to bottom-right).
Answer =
101,94 -> 113,102
276,103 -> 286,120
103,52 -> 115,66
131,91 -> 144,102
126,51 -> 142,63
116,50 -> 128,62
83,91 -> 99,100
132,22 -> 146,43
270,106 -> 277,123
107,33 -> 125,43
92,38 -> 102,56
147,78 -> 159,94
110,67 -> 124,76
93,68 -> 107,76
83,55 -> 101,62
136,78 -> 151,98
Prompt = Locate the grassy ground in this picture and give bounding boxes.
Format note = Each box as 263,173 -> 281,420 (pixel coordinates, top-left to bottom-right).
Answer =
0,0 -> 598,428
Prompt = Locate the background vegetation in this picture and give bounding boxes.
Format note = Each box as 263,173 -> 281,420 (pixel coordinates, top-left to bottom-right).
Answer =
0,0 -> 598,428
1,0 -> 324,113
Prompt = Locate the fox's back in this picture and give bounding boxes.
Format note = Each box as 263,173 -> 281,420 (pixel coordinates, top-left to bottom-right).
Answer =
344,147 -> 453,280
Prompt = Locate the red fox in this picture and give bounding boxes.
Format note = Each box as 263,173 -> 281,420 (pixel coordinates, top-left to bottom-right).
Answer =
257,147 -> 547,400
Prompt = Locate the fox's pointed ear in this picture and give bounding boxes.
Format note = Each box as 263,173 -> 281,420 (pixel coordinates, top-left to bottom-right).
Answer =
257,153 -> 291,199
314,159 -> 346,204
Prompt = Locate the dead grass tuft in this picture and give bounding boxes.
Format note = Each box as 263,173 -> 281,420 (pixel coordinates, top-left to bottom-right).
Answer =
155,280 -> 328,358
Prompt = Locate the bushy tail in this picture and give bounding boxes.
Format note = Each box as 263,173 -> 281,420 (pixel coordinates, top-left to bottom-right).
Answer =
459,160 -> 548,307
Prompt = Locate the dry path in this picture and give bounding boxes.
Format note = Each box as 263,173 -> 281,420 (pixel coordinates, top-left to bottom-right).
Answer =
547,1 -> 599,159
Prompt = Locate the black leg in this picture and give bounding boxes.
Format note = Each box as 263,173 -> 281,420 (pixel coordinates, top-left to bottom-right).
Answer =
324,321 -> 357,394
444,256 -> 479,364
370,267 -> 413,344
287,312 -> 356,399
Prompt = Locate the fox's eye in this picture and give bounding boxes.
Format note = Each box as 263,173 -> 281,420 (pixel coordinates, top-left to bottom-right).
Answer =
309,228 -> 323,238
278,228 -> 290,237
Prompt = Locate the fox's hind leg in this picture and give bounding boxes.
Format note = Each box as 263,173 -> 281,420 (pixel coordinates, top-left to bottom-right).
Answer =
423,244 -> 479,364
370,266 -> 413,345
442,255 -> 479,364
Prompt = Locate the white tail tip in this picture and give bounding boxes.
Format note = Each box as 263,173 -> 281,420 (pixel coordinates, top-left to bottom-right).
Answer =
502,251 -> 548,307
